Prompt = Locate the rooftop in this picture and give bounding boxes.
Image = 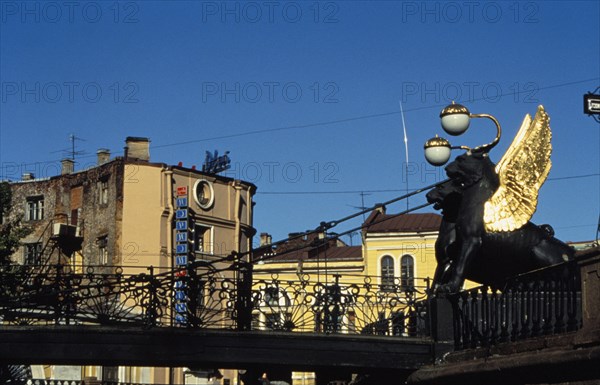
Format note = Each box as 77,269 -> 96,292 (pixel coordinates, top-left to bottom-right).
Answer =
364,211 -> 441,233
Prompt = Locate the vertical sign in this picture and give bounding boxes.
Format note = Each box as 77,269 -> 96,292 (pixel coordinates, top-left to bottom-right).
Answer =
174,186 -> 191,325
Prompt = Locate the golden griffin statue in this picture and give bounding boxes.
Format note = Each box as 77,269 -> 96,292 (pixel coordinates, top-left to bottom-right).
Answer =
424,104 -> 574,293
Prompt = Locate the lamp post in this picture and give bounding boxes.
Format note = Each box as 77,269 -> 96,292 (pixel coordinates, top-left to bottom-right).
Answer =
424,102 -> 503,166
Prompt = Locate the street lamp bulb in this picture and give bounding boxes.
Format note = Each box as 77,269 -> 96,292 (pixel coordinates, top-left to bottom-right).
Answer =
440,102 -> 470,136
424,135 -> 452,166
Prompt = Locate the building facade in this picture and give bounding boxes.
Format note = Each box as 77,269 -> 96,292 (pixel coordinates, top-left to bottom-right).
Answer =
361,207 -> 441,290
7,137 -> 256,384
251,208 -> 442,385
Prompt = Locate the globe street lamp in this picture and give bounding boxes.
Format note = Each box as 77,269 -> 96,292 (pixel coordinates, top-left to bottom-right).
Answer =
424,102 -> 503,166
424,135 -> 451,166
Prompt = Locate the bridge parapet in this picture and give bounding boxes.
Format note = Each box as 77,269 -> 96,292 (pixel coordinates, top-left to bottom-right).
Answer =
447,258 -> 582,350
248,272 -> 431,336
0,262 -> 433,339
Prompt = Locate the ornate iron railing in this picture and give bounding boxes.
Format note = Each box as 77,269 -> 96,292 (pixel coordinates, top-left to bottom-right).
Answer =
26,381 -> 82,385
25,381 -> 178,385
451,260 -> 581,350
0,265 -> 173,327
0,263 -> 431,337
248,273 -> 430,336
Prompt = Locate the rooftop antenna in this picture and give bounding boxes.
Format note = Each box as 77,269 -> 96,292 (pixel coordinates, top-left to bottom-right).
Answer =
346,231 -> 359,246
52,134 -> 86,162
347,191 -> 371,222
69,134 -> 86,161
399,101 -> 410,211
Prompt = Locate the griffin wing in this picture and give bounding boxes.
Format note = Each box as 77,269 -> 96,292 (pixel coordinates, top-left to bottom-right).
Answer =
483,105 -> 552,232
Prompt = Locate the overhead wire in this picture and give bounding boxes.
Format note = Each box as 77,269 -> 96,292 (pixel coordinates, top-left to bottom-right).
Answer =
255,173 -> 600,195
189,178 -> 444,278
1,77 -> 598,176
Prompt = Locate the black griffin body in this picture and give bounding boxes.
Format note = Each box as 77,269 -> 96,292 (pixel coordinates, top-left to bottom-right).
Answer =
427,152 -> 575,293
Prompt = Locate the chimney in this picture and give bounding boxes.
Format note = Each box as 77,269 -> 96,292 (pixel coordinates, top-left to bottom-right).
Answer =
124,137 -> 150,162
260,232 -> 272,246
97,148 -> 110,165
61,159 -> 75,175
21,173 -> 34,181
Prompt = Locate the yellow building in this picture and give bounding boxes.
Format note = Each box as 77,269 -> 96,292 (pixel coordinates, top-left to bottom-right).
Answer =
252,208 -> 442,385
361,207 -> 441,290
8,137 -> 256,384
253,209 -> 441,328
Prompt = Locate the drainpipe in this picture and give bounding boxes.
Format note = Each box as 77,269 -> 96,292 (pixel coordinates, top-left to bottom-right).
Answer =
163,168 -> 175,385
232,180 -> 242,253
163,168 -> 175,332
164,169 -> 175,265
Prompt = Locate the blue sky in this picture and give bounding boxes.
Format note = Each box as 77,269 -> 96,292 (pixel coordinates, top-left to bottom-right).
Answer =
1,0 -> 599,247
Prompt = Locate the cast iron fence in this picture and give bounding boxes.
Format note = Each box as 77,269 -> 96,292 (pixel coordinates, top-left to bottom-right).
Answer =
25,381 -> 178,385
451,260 -> 581,350
0,263 -> 431,337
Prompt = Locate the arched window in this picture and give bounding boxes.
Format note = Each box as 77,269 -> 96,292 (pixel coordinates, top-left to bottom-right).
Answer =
400,255 -> 415,290
381,255 -> 395,291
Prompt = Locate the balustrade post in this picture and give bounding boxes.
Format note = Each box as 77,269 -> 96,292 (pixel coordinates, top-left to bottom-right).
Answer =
430,295 -> 455,344
554,272 -> 566,334
531,279 -> 542,337
469,290 -> 478,348
520,282 -> 531,339
490,289 -> 499,344
566,262 -> 580,332
145,266 -> 158,328
510,288 -> 520,342
574,248 -> 600,345
543,279 -> 554,335
187,263 -> 198,328
236,261 -> 253,331
499,289 -> 510,343
481,287 -> 490,346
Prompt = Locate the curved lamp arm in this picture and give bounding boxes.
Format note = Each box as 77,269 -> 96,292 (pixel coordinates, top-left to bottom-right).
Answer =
469,113 -> 502,153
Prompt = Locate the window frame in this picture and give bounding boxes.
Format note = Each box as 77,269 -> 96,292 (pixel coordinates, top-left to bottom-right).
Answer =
380,255 -> 395,291
24,242 -> 43,265
400,254 -> 415,290
98,178 -> 109,205
97,235 -> 109,265
26,196 -> 44,221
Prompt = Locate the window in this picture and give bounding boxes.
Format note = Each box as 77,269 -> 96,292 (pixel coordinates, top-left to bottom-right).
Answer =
26,196 -> 44,221
24,243 -> 42,265
98,179 -> 109,205
71,208 -> 81,227
380,255 -> 395,291
194,224 -> 211,253
401,255 -> 415,290
97,236 -> 108,265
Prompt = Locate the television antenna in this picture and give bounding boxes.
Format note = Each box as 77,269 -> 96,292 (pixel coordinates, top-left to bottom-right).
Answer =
51,134 -> 86,162
346,191 -> 372,222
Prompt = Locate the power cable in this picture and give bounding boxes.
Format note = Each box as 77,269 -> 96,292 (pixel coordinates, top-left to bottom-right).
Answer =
255,173 -> 600,196
2,77 -> 598,172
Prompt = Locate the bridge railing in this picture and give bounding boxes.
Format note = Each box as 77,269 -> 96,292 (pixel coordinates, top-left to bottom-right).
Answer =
0,263 -> 433,337
451,260 -> 581,350
26,381 -> 177,385
0,264 -> 174,327
247,273 -> 431,336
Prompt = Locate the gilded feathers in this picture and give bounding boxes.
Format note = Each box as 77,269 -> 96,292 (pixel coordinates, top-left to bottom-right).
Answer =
483,106 -> 552,232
